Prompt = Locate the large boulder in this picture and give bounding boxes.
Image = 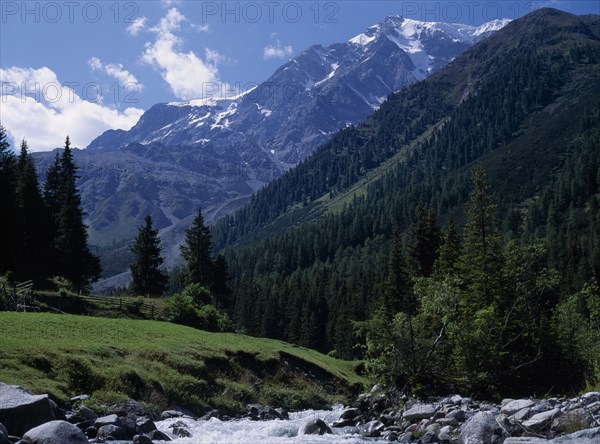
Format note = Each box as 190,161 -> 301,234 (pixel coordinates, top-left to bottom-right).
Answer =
522,408 -> 561,431
0,383 -> 55,437
459,411 -> 506,444
95,424 -> 129,440
403,403 -> 437,421
554,426 -> 600,443
551,408 -> 592,434
501,400 -> 536,416
21,420 -> 88,444
303,418 -> 332,435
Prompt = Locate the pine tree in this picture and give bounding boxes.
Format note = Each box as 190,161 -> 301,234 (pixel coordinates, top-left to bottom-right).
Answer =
460,164 -> 502,306
16,140 -> 51,281
181,208 -> 214,288
384,225 -> 413,315
130,215 -> 168,296
47,137 -> 100,291
408,205 -> 441,277
435,216 -> 461,276
212,254 -> 231,309
0,124 -> 18,275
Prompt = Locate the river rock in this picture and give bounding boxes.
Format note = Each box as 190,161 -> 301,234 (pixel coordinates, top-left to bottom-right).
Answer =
361,420 -> 385,437
247,404 -> 285,420
581,392 -> 600,403
94,414 -> 121,428
172,426 -> 192,437
133,435 -> 153,444
303,418 -> 332,435
459,411 -> 506,444
136,417 -> 157,434
554,426 -> 600,442
403,403 -> 437,421
501,400 -> 536,416
148,429 -> 172,441
447,409 -> 467,422
21,420 -> 89,444
161,410 -> 184,420
522,408 -> 561,431
275,408 -> 289,420
551,408 -> 592,433
95,424 -> 129,440
77,406 -> 97,422
0,383 -> 56,437
198,409 -> 220,421
340,408 -> 360,420
0,423 -> 9,444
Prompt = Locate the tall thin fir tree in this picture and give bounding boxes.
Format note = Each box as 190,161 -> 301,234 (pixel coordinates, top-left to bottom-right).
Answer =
408,205 -> 441,277
0,124 -> 18,275
46,136 -> 100,291
181,208 -> 214,288
130,215 -> 168,296
460,164 -> 502,307
16,140 -> 51,281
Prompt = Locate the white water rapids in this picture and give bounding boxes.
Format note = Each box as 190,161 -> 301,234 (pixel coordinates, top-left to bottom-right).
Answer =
151,406 -> 380,443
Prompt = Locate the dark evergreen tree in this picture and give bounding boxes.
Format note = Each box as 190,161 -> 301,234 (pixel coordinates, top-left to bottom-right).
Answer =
408,205 -> 441,277
15,140 -> 51,281
384,226 -> 412,315
460,164 -> 502,307
0,124 -> 18,275
212,254 -> 231,309
181,208 -> 214,288
47,137 -> 100,291
130,215 -> 168,296
435,216 -> 461,276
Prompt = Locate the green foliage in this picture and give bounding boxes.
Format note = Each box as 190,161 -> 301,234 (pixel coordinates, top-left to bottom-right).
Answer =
554,280 -> 600,389
166,284 -> 233,332
130,215 -> 168,296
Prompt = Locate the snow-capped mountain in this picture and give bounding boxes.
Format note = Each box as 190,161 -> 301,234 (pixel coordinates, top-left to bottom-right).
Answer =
88,16 -> 510,168
37,15 -> 509,287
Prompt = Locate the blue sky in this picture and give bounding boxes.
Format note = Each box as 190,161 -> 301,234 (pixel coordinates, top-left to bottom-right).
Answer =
1,0 -> 598,151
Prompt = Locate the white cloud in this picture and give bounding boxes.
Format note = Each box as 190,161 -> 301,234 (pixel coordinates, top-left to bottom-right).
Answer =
88,56 -> 103,71
141,8 -> 224,100
88,57 -> 141,87
127,17 -> 147,36
0,67 -> 144,152
263,41 -> 293,60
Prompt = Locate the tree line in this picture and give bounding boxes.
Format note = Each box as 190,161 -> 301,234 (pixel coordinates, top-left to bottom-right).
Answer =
0,126 -> 100,292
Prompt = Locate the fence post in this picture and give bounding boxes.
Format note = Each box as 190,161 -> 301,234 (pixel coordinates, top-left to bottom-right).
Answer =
119,299 -> 122,310
151,306 -> 154,319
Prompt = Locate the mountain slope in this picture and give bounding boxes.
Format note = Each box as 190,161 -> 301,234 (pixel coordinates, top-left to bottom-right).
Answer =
211,8 -> 600,357
36,15 -> 508,262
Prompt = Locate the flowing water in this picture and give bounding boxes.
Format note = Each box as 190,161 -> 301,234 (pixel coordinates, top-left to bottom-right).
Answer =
151,406 -> 379,443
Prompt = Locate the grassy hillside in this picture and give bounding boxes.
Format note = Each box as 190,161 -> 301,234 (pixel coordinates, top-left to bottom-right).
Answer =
0,312 -> 368,415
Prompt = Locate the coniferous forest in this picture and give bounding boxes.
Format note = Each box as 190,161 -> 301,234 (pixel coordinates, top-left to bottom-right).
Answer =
210,9 -> 600,397
0,131 -> 100,292
1,8 -> 599,404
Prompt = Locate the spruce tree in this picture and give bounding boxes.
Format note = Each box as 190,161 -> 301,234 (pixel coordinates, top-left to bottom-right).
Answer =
0,124 -> 18,275
384,226 -> 413,315
435,216 -> 461,276
47,137 -> 100,291
130,215 -> 168,296
408,205 -> 441,277
16,140 -> 51,281
460,164 -> 502,306
181,208 -> 214,288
